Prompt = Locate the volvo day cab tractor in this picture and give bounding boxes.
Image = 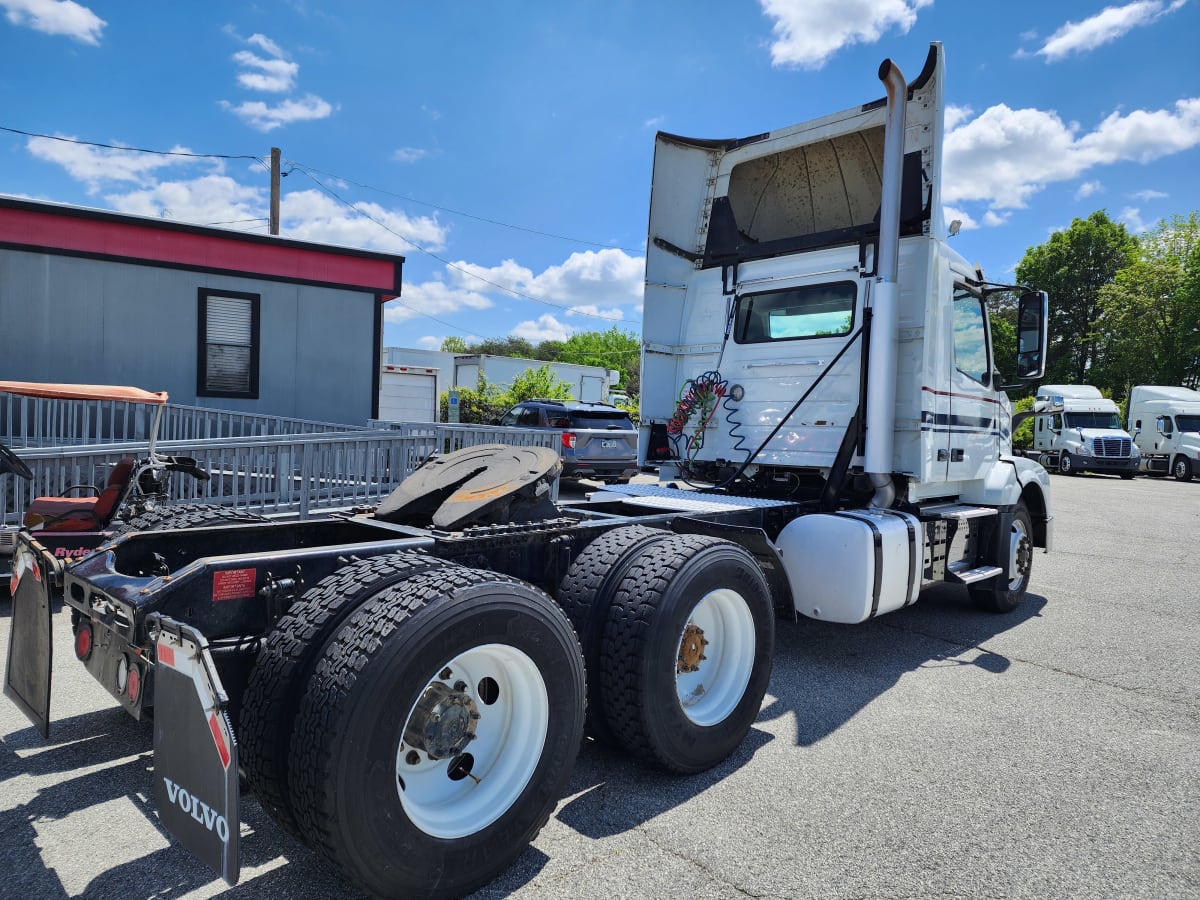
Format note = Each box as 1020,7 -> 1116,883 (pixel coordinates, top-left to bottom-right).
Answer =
1029,385 -> 1138,478
5,43 -> 1053,899
1127,384 -> 1200,480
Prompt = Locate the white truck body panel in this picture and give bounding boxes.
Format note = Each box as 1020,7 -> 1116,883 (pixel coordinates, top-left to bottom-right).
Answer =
1031,384 -> 1137,475
452,355 -> 619,403
1127,385 -> 1200,475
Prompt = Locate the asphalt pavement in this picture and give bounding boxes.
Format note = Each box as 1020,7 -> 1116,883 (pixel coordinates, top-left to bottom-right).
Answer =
1,472 -> 1197,899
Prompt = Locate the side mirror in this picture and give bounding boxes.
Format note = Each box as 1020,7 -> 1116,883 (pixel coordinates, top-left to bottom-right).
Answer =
1014,290 -> 1048,380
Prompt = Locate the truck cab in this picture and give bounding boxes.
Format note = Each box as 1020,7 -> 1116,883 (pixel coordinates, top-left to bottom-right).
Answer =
1127,384 -> 1200,481
1031,385 -> 1138,478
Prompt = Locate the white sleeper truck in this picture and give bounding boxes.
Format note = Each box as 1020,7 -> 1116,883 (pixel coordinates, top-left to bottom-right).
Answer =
5,43 -> 1053,899
1127,384 -> 1200,481
1030,384 -> 1138,478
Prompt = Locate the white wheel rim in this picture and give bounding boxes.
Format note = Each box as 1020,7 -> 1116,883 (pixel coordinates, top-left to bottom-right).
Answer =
396,643 -> 549,838
675,588 -> 756,727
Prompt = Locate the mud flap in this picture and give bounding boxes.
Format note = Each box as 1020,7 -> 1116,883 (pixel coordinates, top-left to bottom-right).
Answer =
4,540 -> 55,738
147,614 -> 240,886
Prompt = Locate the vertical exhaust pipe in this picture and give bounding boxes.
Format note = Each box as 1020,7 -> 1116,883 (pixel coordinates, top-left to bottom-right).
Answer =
866,58 -> 908,509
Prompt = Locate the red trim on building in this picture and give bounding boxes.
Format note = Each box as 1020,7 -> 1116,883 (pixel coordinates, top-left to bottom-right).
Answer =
0,199 -> 402,296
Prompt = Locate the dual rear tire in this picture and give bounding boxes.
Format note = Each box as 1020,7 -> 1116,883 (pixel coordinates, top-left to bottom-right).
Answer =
242,556 -> 585,899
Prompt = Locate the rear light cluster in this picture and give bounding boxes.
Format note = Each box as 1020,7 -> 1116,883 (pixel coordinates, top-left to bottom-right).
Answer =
75,619 -> 141,704
561,432 -> 577,450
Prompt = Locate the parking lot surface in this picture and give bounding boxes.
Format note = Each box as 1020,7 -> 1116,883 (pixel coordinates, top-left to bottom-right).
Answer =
2,473 -> 1198,898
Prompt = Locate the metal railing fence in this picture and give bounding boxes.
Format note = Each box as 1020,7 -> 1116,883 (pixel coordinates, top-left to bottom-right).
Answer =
2,393 -> 362,449
2,424 -> 562,526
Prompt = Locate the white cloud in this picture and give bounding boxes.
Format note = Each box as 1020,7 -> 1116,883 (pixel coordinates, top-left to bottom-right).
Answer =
758,0 -> 932,69
942,206 -> 979,232
0,0 -> 104,44
943,98 -> 1200,217
1130,188 -> 1168,200
246,33 -> 284,58
415,335 -> 442,350
1075,180 -> 1102,200
384,279 -> 493,324
1036,1 -> 1188,62
983,210 -> 1011,227
644,116 -> 666,129
105,175 -> 265,227
443,249 -> 643,320
944,104 -> 974,131
281,189 -> 447,252
233,50 -> 299,93
1118,207 -> 1150,232
512,314 -> 574,343
392,147 -> 428,164
221,94 -> 336,132
568,305 -> 626,320
26,135 -> 200,193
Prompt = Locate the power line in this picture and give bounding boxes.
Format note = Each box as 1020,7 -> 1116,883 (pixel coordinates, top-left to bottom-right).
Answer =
291,160 -> 643,254
0,125 -> 263,161
290,163 -> 641,326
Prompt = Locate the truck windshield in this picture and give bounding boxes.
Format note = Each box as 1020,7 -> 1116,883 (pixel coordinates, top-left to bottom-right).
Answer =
1176,415 -> 1200,433
1064,412 -> 1121,429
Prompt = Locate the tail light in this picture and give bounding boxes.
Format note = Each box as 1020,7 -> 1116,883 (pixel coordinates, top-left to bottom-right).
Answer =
127,663 -> 142,704
74,621 -> 94,661
561,432 -> 577,450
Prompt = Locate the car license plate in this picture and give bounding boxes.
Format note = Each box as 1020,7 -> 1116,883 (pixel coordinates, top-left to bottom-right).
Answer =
602,440 -> 617,448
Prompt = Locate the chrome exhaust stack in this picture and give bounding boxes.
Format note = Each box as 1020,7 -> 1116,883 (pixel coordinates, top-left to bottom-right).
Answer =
866,57 -> 908,509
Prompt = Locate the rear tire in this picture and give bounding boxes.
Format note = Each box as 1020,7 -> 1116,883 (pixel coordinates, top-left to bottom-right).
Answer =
556,525 -> 673,742
288,568 -> 585,899
598,535 -> 774,774
239,551 -> 455,840
970,502 -> 1033,614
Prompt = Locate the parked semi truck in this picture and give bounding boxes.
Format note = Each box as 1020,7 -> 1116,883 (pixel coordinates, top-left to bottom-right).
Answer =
1127,384 -> 1200,480
1029,384 -> 1138,478
4,43 -> 1053,899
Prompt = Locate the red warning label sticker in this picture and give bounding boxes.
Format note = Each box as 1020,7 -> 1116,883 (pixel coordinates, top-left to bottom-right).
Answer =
212,568 -> 257,602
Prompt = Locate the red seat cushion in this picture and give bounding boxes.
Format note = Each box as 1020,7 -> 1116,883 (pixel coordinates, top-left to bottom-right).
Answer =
24,495 -> 100,527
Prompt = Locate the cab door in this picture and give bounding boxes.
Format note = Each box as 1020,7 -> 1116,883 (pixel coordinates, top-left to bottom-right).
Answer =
947,286 -> 1000,483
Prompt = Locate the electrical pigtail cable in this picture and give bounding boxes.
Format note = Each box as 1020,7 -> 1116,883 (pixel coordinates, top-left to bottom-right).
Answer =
708,326 -> 866,492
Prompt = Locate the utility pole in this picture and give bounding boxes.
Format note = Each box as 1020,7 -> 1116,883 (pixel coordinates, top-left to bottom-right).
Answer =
269,147 -> 281,235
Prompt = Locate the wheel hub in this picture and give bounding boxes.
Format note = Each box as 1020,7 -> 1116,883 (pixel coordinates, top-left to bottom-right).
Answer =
403,682 -> 480,760
677,623 -> 709,674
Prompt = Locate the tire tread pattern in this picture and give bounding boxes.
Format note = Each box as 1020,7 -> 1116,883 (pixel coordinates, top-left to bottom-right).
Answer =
287,567 -> 575,893
239,551 -> 454,839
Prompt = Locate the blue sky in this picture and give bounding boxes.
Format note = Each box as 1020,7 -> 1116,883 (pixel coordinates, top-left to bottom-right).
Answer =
2,1 -> 1198,350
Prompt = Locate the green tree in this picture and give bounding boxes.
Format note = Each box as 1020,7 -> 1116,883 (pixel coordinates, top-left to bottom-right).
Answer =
439,374 -> 509,424
1097,213 -> 1200,392
474,336 -> 536,358
440,336 -> 469,353
508,364 -> 573,403
1015,211 -> 1137,386
557,326 -> 642,399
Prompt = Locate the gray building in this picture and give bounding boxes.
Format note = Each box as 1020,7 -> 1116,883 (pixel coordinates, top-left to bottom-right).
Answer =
0,196 -> 403,424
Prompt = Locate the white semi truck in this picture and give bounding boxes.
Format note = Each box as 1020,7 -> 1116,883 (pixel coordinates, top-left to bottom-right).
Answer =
5,43 -> 1054,898
1127,384 -> 1200,480
1030,384 -> 1139,478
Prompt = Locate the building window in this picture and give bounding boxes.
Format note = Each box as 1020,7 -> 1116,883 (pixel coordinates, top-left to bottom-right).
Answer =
198,289 -> 260,398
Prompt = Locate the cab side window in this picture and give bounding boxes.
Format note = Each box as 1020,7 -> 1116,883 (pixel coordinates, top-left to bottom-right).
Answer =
517,408 -> 541,427
952,287 -> 990,385
498,409 -> 520,427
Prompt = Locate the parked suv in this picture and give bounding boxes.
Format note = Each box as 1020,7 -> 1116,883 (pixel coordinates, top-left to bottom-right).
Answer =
497,399 -> 638,483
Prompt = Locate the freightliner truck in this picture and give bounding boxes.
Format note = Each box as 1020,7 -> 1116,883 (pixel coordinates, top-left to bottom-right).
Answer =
1029,384 -> 1139,478
4,43 -> 1052,899
1127,384 -> 1200,480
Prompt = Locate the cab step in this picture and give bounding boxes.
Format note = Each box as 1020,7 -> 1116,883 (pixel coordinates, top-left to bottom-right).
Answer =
919,503 -> 999,522
946,562 -> 1003,584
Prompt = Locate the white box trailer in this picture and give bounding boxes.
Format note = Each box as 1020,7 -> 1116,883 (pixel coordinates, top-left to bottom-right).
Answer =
378,364 -> 438,422
1127,384 -> 1200,480
1030,384 -> 1138,478
453,354 -> 620,403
